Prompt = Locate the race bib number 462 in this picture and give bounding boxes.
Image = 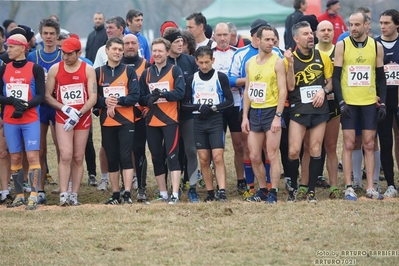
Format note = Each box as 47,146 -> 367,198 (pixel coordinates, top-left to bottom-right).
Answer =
6,83 -> 29,101
348,65 -> 371,86
60,83 -> 84,105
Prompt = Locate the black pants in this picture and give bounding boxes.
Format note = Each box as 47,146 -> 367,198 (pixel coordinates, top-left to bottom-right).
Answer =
85,126 -> 96,176
133,118 -> 147,189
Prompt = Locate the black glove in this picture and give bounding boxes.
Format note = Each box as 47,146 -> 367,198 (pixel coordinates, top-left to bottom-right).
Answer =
148,94 -> 161,108
92,108 -> 100,117
151,88 -> 161,96
11,109 -> 24,119
198,105 -> 213,120
377,104 -> 386,122
339,101 -> 352,118
11,98 -> 28,111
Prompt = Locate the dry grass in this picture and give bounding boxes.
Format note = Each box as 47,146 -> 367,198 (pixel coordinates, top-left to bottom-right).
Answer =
0,119 -> 399,265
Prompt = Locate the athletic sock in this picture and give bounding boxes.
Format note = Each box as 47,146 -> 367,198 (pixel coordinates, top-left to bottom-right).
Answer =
373,151 -> 380,183
237,179 -> 246,187
172,192 -> 179,199
160,191 -> 168,199
124,191 -> 131,199
207,190 -> 215,198
308,156 -> 322,192
264,159 -> 271,183
11,168 -> 24,195
28,166 -> 41,193
286,158 -> 299,189
112,191 -> 121,200
352,149 -> 363,186
101,173 -> 109,181
330,186 -> 338,192
243,159 -> 255,189
269,188 -> 278,196
1,190 -> 10,201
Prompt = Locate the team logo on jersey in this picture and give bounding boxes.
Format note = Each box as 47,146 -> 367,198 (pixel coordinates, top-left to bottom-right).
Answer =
295,63 -> 323,86
14,70 -> 21,74
61,86 -> 68,92
254,74 -> 263,81
9,77 -> 26,83
117,81 -> 125,85
355,56 -> 366,64
72,76 -> 79,80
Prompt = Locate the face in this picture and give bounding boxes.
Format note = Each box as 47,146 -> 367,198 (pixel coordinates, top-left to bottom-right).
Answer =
106,23 -> 122,39
316,22 -> 334,44
62,50 -> 81,65
152,43 -> 168,65
329,3 -> 340,13
7,44 -> 25,60
195,54 -> 214,74
6,22 -> 17,33
301,0 -> 308,11
170,38 -> 183,56
214,24 -> 230,49
106,42 -> 123,63
257,29 -> 275,54
186,19 -> 203,39
93,13 -> 104,27
380,15 -> 399,38
0,33 -> 5,46
128,15 -> 143,34
182,41 -> 190,55
41,26 -> 58,48
349,13 -> 367,39
294,26 -> 314,50
123,35 -> 139,57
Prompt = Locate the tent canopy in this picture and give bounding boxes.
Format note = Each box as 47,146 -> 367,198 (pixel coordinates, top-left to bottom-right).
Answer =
201,0 -> 293,27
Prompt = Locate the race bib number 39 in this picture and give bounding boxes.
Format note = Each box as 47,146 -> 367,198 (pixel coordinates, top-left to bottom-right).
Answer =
60,83 -> 84,105
103,86 -> 126,98
348,65 -> 371,86
149,81 -> 170,103
384,64 -> 399,86
6,83 -> 29,101
300,85 -> 321,104
248,82 -> 267,103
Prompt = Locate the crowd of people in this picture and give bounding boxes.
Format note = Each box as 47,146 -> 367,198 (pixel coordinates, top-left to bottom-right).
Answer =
0,0 -> 399,210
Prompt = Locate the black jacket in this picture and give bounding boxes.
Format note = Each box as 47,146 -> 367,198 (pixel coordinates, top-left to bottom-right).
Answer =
85,24 -> 107,63
284,10 -> 304,50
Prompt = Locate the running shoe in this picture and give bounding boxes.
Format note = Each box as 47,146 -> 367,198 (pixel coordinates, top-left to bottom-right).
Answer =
168,195 -> 179,205
352,183 -> 363,193
69,194 -> 81,206
373,182 -> 381,193
204,195 -> 216,202
45,174 -> 57,185
246,189 -> 268,202
344,187 -> 358,201
97,180 -> 108,191
105,197 -> 121,205
366,188 -> 384,200
25,196 -> 38,210
237,182 -> 247,195
383,185 -> 398,198
132,176 -> 138,190
338,162 -> 343,172
316,176 -> 330,188
88,175 -> 98,187
285,177 -> 292,192
153,195 -> 168,202
60,194 -> 70,207
188,188 -> 199,203
307,191 -> 317,203
218,191 -> 227,202
296,187 -> 308,201
242,190 -> 254,200
7,196 -> 25,208
37,192 -> 47,205
122,194 -> 133,205
23,182 -> 31,193
0,194 -> 14,205
266,193 -> 277,204
136,188 -> 147,202
287,188 -> 297,202
329,188 -> 340,199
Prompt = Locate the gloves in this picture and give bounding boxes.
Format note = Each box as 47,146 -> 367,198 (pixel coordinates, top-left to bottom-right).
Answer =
12,98 -> 29,111
339,101 -> 352,118
151,88 -> 161,96
377,104 -> 386,122
11,109 -> 24,119
148,94 -> 161,108
198,104 -> 213,120
61,105 -> 81,121
64,118 -> 78,132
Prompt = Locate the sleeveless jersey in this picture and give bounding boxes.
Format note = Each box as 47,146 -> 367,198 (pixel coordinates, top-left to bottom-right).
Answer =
341,36 -> 377,105
288,49 -> 332,114
98,65 -> 134,126
55,61 -> 90,124
27,48 -> 62,81
191,71 -> 224,114
247,54 -> 279,109
375,35 -> 399,89
2,62 -> 40,124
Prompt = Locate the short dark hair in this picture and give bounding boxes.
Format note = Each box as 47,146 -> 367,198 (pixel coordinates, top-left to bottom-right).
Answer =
126,9 -> 143,22
195,45 -> 213,59
106,37 -> 124,49
106,16 -> 126,30
380,9 -> 399,32
186,12 -> 207,28
181,30 -> 196,56
39,18 -> 60,35
292,21 -> 311,37
355,6 -> 371,14
256,26 -> 273,39
293,0 -> 306,10
152,38 -> 171,51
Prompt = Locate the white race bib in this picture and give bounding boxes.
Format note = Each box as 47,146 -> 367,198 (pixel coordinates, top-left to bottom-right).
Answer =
384,64 -> 399,86
300,85 -> 321,104
103,86 -> 126,98
348,65 -> 371,86
194,91 -> 219,105
149,81 -> 170,103
6,83 -> 29,101
248,82 -> 267,103
60,83 -> 84,105
327,92 -> 335,101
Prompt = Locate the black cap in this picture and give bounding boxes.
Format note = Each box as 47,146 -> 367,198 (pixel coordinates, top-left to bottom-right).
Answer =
250,18 -> 270,36
326,0 -> 339,8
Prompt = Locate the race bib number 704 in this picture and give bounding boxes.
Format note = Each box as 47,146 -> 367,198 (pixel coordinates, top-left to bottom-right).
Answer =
348,65 -> 371,86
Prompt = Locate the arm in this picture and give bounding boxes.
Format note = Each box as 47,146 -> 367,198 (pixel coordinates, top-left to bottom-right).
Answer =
27,65 -> 45,108
271,58 -> 288,133
117,66 -> 140,106
215,72 -> 233,111
162,66 -> 185,102
228,51 -> 241,87
284,49 -> 295,91
94,67 -> 107,109
241,62 -> 251,134
0,66 -> 8,104
138,69 -> 151,106
332,41 -> 344,103
375,42 -> 387,104
45,64 -> 63,110
181,75 -> 200,112
78,65 -> 97,114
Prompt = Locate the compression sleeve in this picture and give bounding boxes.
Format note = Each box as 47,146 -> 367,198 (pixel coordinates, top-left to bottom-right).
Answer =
215,72 -> 234,111
332,66 -> 344,103
181,75 -> 200,112
376,66 -> 387,104
27,65 -> 45,108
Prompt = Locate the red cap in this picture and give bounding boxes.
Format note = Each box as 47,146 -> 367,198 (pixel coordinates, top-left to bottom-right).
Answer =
61,37 -> 81,53
69,33 -> 80,40
160,21 -> 178,36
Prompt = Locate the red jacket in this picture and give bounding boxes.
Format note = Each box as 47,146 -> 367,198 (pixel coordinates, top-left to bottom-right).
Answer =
318,11 -> 347,44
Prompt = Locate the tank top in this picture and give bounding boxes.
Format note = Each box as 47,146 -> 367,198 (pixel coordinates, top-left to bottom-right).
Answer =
191,71 -> 223,114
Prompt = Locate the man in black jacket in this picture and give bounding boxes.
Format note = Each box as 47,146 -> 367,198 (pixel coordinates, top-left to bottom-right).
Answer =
284,0 -> 308,50
85,12 -> 107,63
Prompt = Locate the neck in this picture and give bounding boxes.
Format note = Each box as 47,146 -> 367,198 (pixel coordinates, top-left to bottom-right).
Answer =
43,45 -> 56,53
317,42 -> 333,52
298,47 -> 311,56
257,51 -> 272,61
382,32 -> 399,42
129,27 -> 138,35
155,61 -> 167,71
352,35 -> 367,42
14,55 -> 26,61
196,35 -> 207,44
169,52 -> 180,59
327,9 -> 336,15
107,60 -> 120,68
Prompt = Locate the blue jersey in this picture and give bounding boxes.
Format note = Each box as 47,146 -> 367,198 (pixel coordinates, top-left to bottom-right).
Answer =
27,48 -> 62,79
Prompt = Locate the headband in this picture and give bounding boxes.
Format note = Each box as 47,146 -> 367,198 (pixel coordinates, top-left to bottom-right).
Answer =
6,39 -> 29,50
164,32 -> 182,43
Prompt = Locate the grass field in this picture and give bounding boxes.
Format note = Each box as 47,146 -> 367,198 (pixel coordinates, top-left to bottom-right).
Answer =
0,118 -> 398,265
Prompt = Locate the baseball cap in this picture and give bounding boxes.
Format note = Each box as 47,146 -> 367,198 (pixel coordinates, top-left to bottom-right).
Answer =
250,18 -> 270,36
326,0 -> 339,8
61,37 -> 81,53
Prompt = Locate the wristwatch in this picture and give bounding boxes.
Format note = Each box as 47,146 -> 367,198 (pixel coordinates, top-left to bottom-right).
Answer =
211,105 -> 217,112
275,112 -> 282,117
323,87 -> 329,94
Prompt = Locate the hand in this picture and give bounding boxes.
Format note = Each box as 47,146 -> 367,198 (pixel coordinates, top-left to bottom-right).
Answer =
270,116 -> 281,133
199,104 -> 213,116
64,118 -> 77,132
284,48 -> 294,64
241,117 -> 250,134
105,96 -> 118,108
12,98 -> 28,111
107,106 -> 115,118
148,94 -> 161,108
61,105 -> 81,121
312,89 -> 325,108
11,109 -> 24,119
339,101 -> 352,118
377,104 -> 386,122
151,88 -> 161,96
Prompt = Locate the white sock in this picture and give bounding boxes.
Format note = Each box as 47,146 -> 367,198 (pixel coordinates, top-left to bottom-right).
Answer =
101,173 -> 108,181
374,151 -> 381,183
160,191 -> 168,199
352,149 -> 363,186
1,190 -> 9,200
173,192 -> 179,199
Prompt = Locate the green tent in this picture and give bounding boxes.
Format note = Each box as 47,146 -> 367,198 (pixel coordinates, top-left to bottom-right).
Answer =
201,0 -> 293,27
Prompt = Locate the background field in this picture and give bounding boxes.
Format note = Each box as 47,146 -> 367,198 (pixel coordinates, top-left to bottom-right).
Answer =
0,118 -> 398,265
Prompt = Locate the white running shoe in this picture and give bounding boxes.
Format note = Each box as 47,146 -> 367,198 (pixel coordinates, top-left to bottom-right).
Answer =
97,180 -> 108,191
132,176 -> 138,190
366,188 -> 384,200
383,185 -> 398,198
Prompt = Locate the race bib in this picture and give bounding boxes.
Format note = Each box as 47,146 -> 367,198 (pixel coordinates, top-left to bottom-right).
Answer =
300,85 -> 321,104
348,65 -> 371,86
194,91 -> 219,105
103,86 -> 126,98
248,82 -> 267,103
6,83 -> 29,101
60,83 -> 84,105
327,92 -> 335,101
384,64 -> 399,86
149,81 -> 170,103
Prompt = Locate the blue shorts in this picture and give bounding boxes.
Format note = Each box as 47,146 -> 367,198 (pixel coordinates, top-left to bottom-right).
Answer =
4,121 -> 41,153
40,103 -> 56,125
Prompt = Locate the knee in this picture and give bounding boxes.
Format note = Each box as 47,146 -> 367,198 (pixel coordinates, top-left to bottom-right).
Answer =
212,152 -> 224,165
343,140 -> 355,151
363,140 -> 375,152
199,156 -> 210,168
72,154 -> 84,165
288,149 -> 300,160
0,149 -> 8,160
266,149 -> 279,162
